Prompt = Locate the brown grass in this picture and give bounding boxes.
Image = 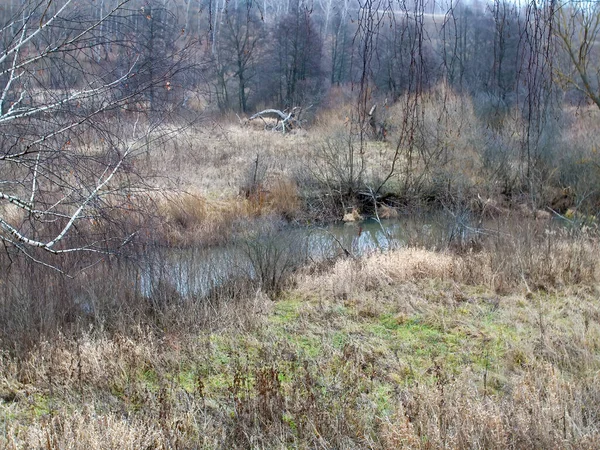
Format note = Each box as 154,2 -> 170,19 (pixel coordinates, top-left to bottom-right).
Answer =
148,178 -> 301,246
299,223 -> 599,298
126,84 -> 600,225
3,86 -> 600,449
2,227 -> 600,448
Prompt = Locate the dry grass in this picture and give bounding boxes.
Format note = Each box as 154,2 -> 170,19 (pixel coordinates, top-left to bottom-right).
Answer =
153,190 -> 245,246
145,123 -> 312,199
3,86 -> 600,448
300,223 -> 600,298
126,84 -> 600,227
299,248 -> 455,300
2,229 -> 600,448
148,178 -> 301,246
141,86 -> 488,221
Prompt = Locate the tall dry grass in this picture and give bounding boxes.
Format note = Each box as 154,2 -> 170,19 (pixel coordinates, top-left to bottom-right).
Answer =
300,221 -> 599,298
2,84 -> 600,448
1,222 -> 600,448
151,179 -> 301,247
2,233 -> 599,448
117,84 -> 600,226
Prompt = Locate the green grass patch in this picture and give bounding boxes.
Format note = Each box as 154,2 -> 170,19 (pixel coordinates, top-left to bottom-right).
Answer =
271,296 -> 303,324
293,335 -> 322,358
332,331 -> 348,349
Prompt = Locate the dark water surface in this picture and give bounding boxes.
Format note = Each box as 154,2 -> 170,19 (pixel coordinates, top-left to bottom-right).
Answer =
138,211 -> 477,297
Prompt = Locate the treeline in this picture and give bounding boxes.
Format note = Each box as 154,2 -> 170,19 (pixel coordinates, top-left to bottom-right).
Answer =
0,0 -> 598,216
0,0 -> 581,115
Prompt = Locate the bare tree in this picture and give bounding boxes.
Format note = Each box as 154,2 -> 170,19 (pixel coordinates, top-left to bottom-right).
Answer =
220,2 -> 263,113
273,5 -> 323,108
555,0 -> 600,110
0,0 -> 184,265
329,0 -> 352,86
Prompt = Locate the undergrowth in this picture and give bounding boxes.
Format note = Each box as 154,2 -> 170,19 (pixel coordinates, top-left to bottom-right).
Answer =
1,229 -> 599,449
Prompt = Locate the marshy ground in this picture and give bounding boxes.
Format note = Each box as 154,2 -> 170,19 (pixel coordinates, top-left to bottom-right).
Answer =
3,2 -> 600,447
1,90 -> 600,449
1,227 -> 599,448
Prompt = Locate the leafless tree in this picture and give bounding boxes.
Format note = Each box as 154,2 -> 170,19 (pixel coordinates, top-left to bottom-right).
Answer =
556,0 -> 600,110
219,2 -> 264,113
0,0 -> 186,266
273,4 -> 323,108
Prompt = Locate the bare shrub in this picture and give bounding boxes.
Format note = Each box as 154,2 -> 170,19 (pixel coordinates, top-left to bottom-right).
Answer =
309,131 -> 366,204
242,226 -> 308,296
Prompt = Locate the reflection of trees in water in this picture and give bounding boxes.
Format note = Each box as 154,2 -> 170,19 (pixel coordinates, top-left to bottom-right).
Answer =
136,215 -> 459,299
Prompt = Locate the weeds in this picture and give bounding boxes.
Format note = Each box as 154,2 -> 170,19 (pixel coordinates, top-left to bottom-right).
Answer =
1,221 -> 599,448
2,86 -> 600,448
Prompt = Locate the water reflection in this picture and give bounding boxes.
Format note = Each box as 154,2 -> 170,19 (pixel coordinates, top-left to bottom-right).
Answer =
138,211 -> 470,298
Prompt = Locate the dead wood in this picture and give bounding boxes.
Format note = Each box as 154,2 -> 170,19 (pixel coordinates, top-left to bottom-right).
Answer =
248,107 -> 302,133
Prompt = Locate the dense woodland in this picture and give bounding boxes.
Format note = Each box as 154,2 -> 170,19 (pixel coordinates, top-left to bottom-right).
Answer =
0,0 -> 582,113
3,0 -> 564,112
0,0 -> 573,111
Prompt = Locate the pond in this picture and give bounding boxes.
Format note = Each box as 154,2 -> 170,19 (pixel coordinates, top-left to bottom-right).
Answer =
137,210 -> 479,298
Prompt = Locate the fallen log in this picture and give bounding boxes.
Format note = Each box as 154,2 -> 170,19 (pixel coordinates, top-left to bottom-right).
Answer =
248,107 -> 301,133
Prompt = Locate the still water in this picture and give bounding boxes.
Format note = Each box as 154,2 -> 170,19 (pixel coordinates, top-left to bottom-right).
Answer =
138,211 -> 475,298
